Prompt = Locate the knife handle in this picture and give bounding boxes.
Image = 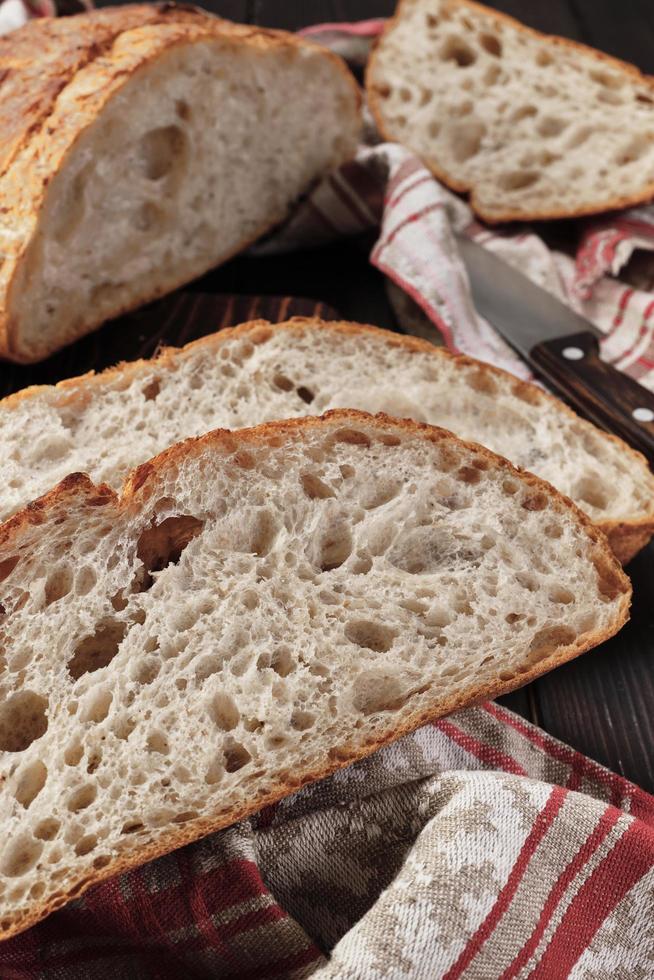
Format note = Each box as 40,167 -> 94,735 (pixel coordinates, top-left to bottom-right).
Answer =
530,331 -> 654,467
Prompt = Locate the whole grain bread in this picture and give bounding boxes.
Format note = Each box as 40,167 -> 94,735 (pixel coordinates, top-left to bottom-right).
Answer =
0,4 -> 359,363
0,410 -> 630,938
2,318 -> 653,562
367,0 -> 654,222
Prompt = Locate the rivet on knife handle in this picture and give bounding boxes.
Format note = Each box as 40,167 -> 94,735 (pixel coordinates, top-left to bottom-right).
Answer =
530,331 -> 654,467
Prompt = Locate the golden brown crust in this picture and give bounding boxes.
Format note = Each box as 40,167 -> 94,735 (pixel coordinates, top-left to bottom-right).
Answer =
2,316 -> 652,561
0,407 -> 631,939
366,0 -> 654,223
0,5 -> 360,361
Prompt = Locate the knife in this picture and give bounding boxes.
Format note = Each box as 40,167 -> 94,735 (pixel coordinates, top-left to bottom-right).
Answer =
458,234 -> 654,467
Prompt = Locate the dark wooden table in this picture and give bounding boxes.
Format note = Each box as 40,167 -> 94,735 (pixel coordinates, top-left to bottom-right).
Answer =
48,0 -> 654,792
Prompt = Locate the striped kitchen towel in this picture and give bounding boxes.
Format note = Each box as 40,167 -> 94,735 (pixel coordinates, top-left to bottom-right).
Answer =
1,703 -> 652,978
1,11 -> 654,980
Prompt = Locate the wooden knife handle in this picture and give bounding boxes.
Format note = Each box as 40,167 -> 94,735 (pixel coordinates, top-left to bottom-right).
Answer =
530,331 -> 654,467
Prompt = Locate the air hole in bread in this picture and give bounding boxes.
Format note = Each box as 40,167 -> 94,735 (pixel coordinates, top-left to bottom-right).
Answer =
345,619 -> 397,653
246,509 -> 278,557
146,730 -> 169,755
209,692 -> 240,731
428,121 -> 441,139
64,740 -> 83,766
121,820 -> 144,835
549,586 -> 575,604
137,515 -> 204,586
52,165 -> 90,244
466,370 -> 497,395
44,567 -> 73,606
80,687 -> 112,724
0,556 -> 19,583
598,88 -> 624,105
333,428 -> 371,447
590,69 -> 623,90
317,520 -> 353,572
13,761 -> 47,809
67,783 -> 96,813
86,748 -> 102,774
511,105 -> 538,123
291,709 -> 316,731
34,817 -> 61,840
360,480 -> 400,510
536,49 -> 553,67
529,625 -> 576,659
0,835 -> 43,878
484,63 -> 501,86
500,170 -> 540,191
400,86 -> 412,103
615,134 -> 653,165
522,492 -> 548,511
301,472 -> 335,500
133,202 -> 165,234
131,657 -> 160,686
479,32 -> 502,56
142,378 -> 161,401
204,757 -> 224,785
538,116 -> 567,138
296,385 -> 314,404
352,555 -> 373,575
340,464 -> 356,479
74,834 -> 97,857
270,646 -> 294,677
440,35 -> 477,67
450,120 -> 486,162
223,737 -> 251,773
457,465 -> 482,485
68,620 -> 127,681
516,571 -> 539,592
0,691 -> 48,752
273,373 -> 294,392
175,99 -> 191,120
139,125 -> 187,181
353,670 -> 426,714
574,477 -> 608,510
195,654 -> 221,683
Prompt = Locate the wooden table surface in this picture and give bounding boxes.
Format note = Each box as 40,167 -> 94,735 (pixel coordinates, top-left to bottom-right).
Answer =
48,0 -> 654,793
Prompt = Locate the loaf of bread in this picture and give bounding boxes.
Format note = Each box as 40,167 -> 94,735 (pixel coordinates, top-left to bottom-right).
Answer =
2,319 -> 653,562
0,4 -> 359,363
367,0 -> 654,222
0,410 -> 630,938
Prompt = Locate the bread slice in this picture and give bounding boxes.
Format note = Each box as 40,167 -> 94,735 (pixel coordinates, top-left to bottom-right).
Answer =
0,5 -> 359,363
2,318 -> 653,563
366,0 -> 654,222
0,410 -> 630,938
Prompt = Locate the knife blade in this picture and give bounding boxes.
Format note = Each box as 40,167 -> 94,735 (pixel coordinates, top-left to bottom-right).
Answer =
457,234 -> 654,467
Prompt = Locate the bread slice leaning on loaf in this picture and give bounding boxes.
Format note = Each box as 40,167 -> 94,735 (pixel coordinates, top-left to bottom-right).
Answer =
2,318 -> 653,563
0,410 -> 630,938
367,0 -> 654,222
0,5 -> 359,363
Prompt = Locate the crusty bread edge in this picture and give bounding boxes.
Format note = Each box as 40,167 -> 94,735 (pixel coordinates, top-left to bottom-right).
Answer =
366,0 -> 654,223
2,316 -> 652,562
0,408 -> 631,940
0,13 -> 361,362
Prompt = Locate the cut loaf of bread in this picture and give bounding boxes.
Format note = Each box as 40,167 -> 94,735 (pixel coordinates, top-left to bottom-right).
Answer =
0,410 -> 630,938
2,319 -> 653,563
0,5 -> 359,363
367,0 -> 654,221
